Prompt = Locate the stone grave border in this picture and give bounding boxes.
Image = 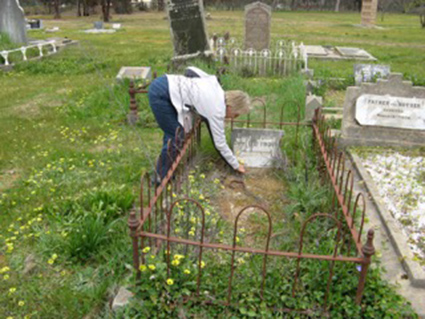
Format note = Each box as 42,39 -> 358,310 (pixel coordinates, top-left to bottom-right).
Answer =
348,150 -> 425,288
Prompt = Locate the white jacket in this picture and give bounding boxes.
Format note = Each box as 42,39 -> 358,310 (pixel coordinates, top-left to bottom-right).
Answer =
166,67 -> 239,170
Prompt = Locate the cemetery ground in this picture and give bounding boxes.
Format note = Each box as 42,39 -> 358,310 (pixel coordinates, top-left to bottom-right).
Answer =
1,10 -> 424,319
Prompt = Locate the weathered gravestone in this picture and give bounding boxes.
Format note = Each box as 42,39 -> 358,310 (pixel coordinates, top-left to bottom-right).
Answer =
341,73 -> 425,147
354,64 -> 391,86
305,94 -> 323,122
231,128 -> 284,168
244,2 -> 271,51
361,0 -> 379,26
0,0 -> 27,44
94,21 -> 104,30
166,0 -> 210,57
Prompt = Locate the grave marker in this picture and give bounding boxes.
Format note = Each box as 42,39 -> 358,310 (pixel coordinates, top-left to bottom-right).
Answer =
0,0 -> 27,44
361,0 -> 378,26
166,0 -> 210,56
354,64 -> 391,86
244,2 -> 271,51
231,128 -> 284,168
341,73 -> 425,147
116,66 -> 152,83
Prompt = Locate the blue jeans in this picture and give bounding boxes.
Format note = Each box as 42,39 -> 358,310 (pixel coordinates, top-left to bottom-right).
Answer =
148,76 -> 184,180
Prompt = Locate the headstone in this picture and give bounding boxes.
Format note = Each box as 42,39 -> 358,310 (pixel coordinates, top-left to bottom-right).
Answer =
361,0 -> 378,26
0,0 -> 27,44
94,21 -> 104,30
112,23 -> 122,29
166,0 -> 210,56
27,19 -> 43,30
305,94 -> 323,122
354,64 -> 391,86
231,128 -> 284,168
116,66 -> 152,83
244,2 -> 271,51
341,73 -> 425,147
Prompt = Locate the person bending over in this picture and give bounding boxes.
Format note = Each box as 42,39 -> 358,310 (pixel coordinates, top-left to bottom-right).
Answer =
148,66 -> 251,179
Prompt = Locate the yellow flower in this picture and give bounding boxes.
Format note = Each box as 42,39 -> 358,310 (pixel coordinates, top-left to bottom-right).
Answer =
18,300 -> 25,306
0,266 -> 10,273
166,278 -> 174,285
142,247 -> 151,254
214,178 -> 220,184
200,174 -> 205,179
174,254 -> 184,260
52,254 -> 58,260
184,269 -> 191,275
4,274 -> 10,280
205,210 -> 211,216
139,265 -> 147,272
48,259 -> 54,265
190,217 -> 196,224
200,261 -> 206,269
7,316 -> 13,319
199,194 -> 205,200
236,237 -> 240,243
171,259 -> 180,266
148,265 -> 156,271
188,231 -> 195,236
237,258 -> 245,265
9,287 -> 16,293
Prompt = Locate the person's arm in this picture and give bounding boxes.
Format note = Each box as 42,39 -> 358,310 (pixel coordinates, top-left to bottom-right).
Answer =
204,116 -> 240,171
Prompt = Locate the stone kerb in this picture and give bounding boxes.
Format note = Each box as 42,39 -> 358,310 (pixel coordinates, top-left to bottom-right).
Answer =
244,2 -> 271,51
341,73 -> 425,148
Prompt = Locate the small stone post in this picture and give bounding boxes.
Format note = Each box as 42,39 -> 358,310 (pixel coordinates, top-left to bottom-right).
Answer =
356,229 -> 375,304
128,80 -> 139,125
128,209 -> 141,280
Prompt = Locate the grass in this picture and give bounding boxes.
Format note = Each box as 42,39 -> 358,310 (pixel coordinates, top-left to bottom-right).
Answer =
0,10 -> 423,318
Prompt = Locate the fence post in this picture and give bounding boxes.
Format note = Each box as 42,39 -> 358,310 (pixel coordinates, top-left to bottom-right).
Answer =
128,80 -> 139,125
128,209 -> 141,281
355,229 -> 375,304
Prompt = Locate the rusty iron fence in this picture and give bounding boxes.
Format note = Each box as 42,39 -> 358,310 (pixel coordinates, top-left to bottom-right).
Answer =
128,81 -> 375,312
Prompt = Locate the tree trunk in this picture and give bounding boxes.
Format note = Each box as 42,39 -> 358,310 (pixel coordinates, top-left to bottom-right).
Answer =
421,14 -> 425,28
77,0 -> 81,16
53,0 -> 61,19
102,0 -> 112,22
335,0 -> 341,12
158,0 -> 165,11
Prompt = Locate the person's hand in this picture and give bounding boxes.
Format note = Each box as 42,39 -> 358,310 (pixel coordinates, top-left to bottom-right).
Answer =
237,164 -> 246,174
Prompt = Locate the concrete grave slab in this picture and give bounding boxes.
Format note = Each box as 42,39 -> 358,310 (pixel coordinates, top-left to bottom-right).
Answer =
341,73 -> 425,147
116,66 -> 152,82
304,45 -> 327,56
336,47 -> 371,58
231,128 -> 284,168
0,0 -> 27,44
84,29 -> 116,34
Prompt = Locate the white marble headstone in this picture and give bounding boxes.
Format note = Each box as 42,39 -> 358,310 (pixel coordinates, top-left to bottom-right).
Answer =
355,94 -> 425,130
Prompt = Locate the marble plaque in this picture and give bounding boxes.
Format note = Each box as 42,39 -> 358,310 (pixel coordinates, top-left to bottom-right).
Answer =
231,128 -> 284,168
355,94 -> 425,130
116,66 -> 152,82
336,47 -> 370,58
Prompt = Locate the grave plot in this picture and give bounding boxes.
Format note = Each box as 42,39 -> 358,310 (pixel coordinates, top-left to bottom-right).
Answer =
356,149 -> 425,269
127,101 -> 379,316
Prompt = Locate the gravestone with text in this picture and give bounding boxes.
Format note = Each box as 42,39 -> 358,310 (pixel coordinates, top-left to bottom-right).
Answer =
244,2 -> 271,51
354,64 -> 391,86
166,0 -> 210,57
231,128 -> 284,168
0,0 -> 27,44
341,73 -> 425,147
361,0 -> 378,26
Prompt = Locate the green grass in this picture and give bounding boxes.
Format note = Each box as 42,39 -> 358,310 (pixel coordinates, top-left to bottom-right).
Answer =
0,10 -> 423,318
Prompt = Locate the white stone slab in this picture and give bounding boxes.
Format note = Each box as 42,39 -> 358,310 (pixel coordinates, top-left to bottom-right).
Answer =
304,45 -> 327,56
112,23 -> 121,29
336,47 -> 370,58
231,128 -> 284,168
355,94 -> 425,130
116,66 -> 152,82
84,29 -> 116,34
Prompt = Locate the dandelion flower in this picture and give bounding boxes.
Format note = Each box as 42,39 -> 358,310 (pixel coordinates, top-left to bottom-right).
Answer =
48,259 -> 54,265
142,246 -> 151,253
188,231 -> 195,236
18,300 -> 25,307
184,269 -> 191,275
214,178 -> 220,184
3,274 -> 10,280
148,265 -> 156,271
171,259 -> 180,266
52,254 -> 58,260
200,261 -> 206,269
174,254 -> 184,260
200,174 -> 205,179
166,278 -> 174,286
199,194 -> 205,200
139,265 -> 147,272
0,266 -> 10,273
9,287 -> 16,293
